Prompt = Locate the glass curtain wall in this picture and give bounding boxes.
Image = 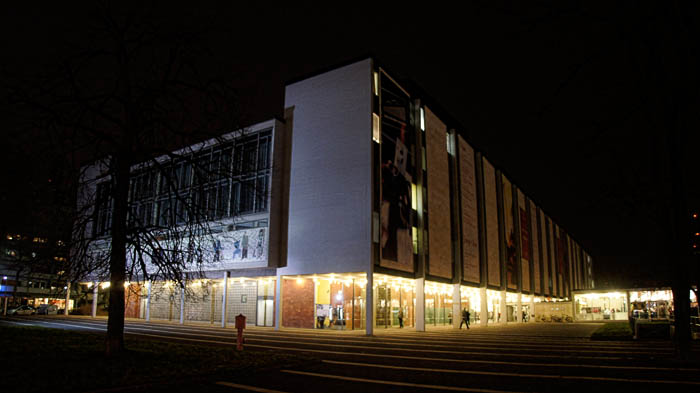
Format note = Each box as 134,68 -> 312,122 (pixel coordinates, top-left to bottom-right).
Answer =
425,281 -> 452,326
461,286 -> 481,325
575,292 -> 628,321
374,274 -> 415,328
311,273 -> 367,330
487,289 -> 501,323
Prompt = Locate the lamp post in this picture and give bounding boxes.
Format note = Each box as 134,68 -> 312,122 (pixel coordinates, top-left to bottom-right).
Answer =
2,276 -> 7,315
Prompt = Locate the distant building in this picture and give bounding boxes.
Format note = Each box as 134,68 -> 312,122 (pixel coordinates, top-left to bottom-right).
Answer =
0,232 -> 71,312
78,58 -> 594,332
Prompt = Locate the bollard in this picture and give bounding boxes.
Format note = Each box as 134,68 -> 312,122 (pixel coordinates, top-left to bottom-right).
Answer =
235,314 -> 246,351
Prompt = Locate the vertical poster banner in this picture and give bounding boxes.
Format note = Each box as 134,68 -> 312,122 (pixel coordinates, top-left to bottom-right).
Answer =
425,108 -> 452,279
518,190 -> 530,293
502,175 -> 517,290
576,242 -> 583,290
547,216 -> 556,297
539,209 -> 548,296
562,231 -> 570,297
483,158 -> 500,287
379,78 -> 414,273
554,224 -> 563,297
566,234 -> 573,296
458,136 -> 479,283
530,201 -> 541,294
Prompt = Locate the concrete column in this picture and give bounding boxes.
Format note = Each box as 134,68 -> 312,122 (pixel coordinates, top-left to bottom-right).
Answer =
145,281 -> 152,322
452,283 -> 461,329
274,274 -> 281,330
365,272 -> 374,336
480,287 -> 488,326
530,296 -> 536,323
500,290 -> 507,323
179,285 -> 185,324
91,282 -> 98,318
415,277 -> 425,332
64,283 -> 70,316
221,272 -> 229,328
516,293 -> 522,323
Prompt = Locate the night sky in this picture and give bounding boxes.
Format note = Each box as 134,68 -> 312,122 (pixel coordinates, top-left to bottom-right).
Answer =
2,3 -> 698,288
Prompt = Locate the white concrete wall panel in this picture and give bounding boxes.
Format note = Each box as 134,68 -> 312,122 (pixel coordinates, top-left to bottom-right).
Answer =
282,59 -> 373,276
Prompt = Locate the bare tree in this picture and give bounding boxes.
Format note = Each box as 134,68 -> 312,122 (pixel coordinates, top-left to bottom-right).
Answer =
5,4 -> 247,356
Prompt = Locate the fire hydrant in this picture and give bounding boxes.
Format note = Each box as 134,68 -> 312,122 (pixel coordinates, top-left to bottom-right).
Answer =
235,314 -> 246,351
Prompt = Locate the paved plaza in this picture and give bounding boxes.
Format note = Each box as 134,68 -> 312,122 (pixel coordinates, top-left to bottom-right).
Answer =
2,315 -> 698,392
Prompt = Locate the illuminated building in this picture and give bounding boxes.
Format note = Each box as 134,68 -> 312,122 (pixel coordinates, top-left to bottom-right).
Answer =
78,58 -> 594,332
0,233 -> 71,313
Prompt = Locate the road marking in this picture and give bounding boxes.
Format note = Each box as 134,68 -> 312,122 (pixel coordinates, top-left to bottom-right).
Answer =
216,381 -> 289,393
281,370 -> 532,393
0,320 -> 35,326
323,360 -> 700,385
28,320 -> 106,332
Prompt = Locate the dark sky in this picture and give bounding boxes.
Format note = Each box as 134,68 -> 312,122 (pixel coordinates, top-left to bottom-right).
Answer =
3,2 -> 698,287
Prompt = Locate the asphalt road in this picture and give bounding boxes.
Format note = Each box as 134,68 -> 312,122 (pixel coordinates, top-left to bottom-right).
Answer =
2,315 -> 699,392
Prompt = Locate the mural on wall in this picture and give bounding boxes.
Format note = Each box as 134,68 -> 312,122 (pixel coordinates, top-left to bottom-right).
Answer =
483,158 -> 500,287
379,74 -> 414,273
502,175 -> 518,290
113,226 -> 269,274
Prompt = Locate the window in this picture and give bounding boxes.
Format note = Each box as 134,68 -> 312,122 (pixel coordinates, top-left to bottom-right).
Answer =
94,182 -> 113,236
373,113 -> 381,143
255,176 -> 269,212
420,107 -> 425,131
239,179 -> 255,213
230,182 -> 240,215
258,136 -> 270,170
446,132 -> 456,156
118,128 -> 271,229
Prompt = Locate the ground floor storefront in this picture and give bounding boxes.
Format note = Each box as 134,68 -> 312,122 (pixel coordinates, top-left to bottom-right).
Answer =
77,271 -> 569,333
572,288 -> 680,322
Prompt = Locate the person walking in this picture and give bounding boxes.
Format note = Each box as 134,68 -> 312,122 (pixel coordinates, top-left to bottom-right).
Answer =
398,308 -> 404,328
460,308 -> 470,329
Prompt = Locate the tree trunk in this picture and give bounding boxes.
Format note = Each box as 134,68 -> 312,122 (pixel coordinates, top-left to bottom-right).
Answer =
668,124 -> 691,360
105,152 -> 131,357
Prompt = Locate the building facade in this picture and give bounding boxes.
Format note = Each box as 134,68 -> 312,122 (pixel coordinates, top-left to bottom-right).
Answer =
79,58 -> 594,333
0,233 -> 71,313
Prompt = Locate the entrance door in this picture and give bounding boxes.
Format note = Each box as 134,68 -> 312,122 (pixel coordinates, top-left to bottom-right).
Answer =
256,297 -> 274,326
376,285 -> 391,328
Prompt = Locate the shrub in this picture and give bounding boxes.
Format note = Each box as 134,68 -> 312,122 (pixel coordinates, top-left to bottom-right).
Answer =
591,322 -> 633,341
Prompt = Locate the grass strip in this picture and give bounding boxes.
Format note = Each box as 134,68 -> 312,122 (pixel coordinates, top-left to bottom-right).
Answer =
0,324 -> 314,392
